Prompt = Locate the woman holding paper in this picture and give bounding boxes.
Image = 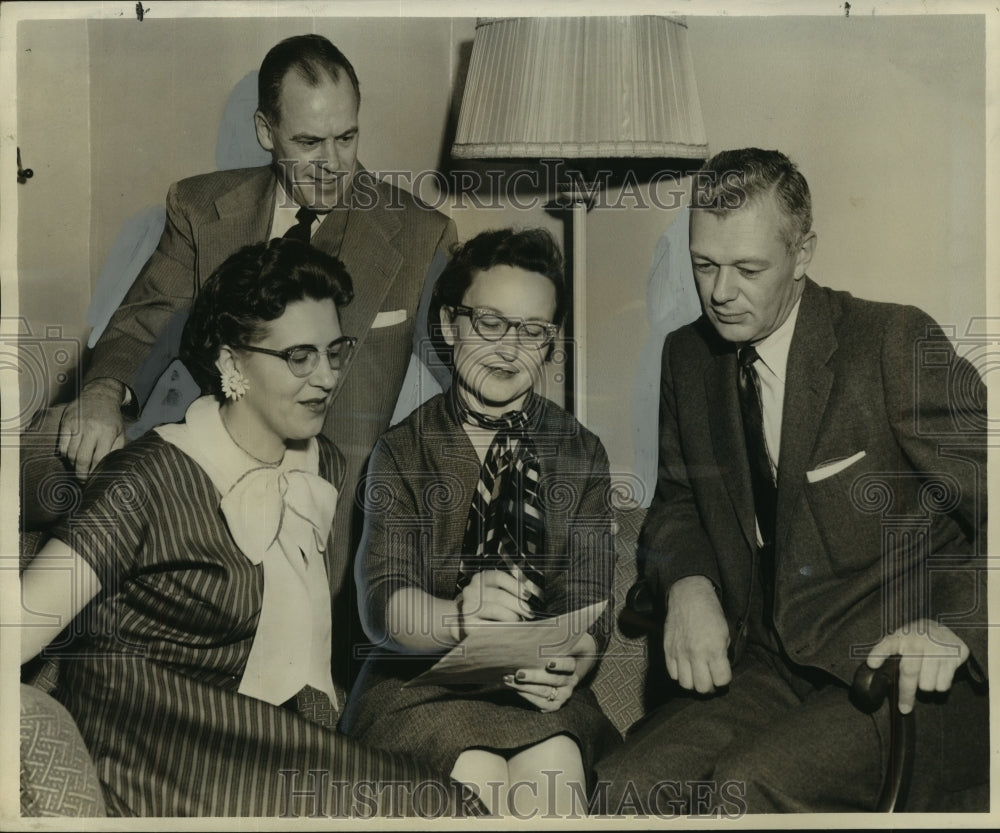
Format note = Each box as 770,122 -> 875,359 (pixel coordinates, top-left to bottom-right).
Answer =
345,228 -> 621,815
20,239 -> 479,817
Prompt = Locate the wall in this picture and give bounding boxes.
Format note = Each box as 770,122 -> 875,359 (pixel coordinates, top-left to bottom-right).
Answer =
15,20 -> 91,416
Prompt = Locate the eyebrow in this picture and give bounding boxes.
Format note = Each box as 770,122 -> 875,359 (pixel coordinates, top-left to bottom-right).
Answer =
690,252 -> 771,267
280,339 -> 347,351
289,127 -> 357,143
472,305 -> 553,323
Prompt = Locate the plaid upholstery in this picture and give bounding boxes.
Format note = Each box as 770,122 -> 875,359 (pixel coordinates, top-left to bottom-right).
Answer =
590,505 -> 657,736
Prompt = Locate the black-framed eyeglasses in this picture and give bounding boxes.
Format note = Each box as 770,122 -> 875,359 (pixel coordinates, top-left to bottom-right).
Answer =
236,336 -> 357,377
450,305 -> 559,350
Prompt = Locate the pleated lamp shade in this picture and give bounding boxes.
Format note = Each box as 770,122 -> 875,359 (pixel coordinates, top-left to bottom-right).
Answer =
452,16 -> 708,161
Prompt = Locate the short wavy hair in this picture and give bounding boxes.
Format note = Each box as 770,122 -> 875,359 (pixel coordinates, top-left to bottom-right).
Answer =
428,227 -> 567,366
691,147 -> 812,252
180,238 -> 353,398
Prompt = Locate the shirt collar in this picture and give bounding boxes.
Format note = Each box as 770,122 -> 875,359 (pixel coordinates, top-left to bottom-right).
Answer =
753,297 -> 801,384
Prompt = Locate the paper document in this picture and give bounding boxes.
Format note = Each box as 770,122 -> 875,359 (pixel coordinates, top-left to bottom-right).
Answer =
404,600 -> 607,689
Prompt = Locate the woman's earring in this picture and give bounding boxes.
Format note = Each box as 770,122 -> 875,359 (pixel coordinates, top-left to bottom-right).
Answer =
221,368 -> 249,401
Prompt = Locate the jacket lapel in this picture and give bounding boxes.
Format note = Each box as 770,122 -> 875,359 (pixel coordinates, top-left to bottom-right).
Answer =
775,279 -> 836,555
196,168 -> 276,288
330,170 -> 405,400
706,346 -> 758,550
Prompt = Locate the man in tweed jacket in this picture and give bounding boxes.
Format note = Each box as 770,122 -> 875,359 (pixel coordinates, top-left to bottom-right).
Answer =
595,148 -> 987,813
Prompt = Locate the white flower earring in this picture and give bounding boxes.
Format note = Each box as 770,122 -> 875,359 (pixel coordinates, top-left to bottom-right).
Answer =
221,368 -> 249,401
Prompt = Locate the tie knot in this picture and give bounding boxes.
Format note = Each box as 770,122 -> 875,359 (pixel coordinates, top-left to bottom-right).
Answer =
295,206 -> 318,225
738,345 -> 760,369
463,408 -> 531,436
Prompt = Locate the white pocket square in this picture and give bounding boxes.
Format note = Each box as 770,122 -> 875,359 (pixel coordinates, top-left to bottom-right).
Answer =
806,450 -> 867,483
372,308 -> 407,328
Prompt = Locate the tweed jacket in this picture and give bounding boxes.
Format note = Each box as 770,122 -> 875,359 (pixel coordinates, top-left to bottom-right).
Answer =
641,279 -> 987,686
355,391 -> 617,655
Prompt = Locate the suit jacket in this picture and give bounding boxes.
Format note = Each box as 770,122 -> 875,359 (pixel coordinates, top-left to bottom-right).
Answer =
83,166 -> 457,682
641,279 -> 987,686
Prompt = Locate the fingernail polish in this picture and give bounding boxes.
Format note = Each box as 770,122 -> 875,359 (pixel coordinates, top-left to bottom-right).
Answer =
502,674 -> 514,685
515,670 -> 526,682
546,660 -> 557,671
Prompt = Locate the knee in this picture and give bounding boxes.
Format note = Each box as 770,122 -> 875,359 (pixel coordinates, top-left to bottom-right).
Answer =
711,748 -> 773,815
593,745 -> 685,817
452,749 -> 509,814
524,734 -> 580,769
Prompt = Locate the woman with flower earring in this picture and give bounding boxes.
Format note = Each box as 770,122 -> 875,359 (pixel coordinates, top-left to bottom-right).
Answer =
20,238 -> 482,818
344,228 -> 621,816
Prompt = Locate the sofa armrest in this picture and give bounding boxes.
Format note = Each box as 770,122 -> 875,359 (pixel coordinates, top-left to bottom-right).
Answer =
20,684 -> 106,817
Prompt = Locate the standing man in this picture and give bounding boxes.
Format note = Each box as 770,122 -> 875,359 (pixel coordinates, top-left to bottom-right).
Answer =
46,34 -> 456,697
596,148 -> 987,812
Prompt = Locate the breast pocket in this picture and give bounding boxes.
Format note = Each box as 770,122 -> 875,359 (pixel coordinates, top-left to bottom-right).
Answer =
804,451 -> 887,576
359,315 -> 415,379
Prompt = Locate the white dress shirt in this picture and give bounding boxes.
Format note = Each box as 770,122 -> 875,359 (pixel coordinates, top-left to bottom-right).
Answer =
750,297 -> 801,478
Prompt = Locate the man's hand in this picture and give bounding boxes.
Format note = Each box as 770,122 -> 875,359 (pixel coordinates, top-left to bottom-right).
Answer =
867,618 -> 970,714
58,379 -> 126,480
663,575 -> 732,694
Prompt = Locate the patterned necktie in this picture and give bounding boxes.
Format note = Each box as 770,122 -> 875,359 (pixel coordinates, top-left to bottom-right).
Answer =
456,393 -> 546,611
283,205 -> 317,243
737,345 -> 777,549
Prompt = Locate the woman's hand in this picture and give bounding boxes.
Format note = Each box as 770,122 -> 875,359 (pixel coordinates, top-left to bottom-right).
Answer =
503,657 -> 580,713
457,569 -> 542,635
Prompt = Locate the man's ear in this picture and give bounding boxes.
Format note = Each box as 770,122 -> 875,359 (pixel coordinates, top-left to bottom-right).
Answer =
254,109 -> 275,153
440,307 -> 458,347
793,230 -> 817,280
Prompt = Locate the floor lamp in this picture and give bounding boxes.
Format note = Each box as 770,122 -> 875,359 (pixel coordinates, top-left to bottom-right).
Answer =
450,16 -> 708,423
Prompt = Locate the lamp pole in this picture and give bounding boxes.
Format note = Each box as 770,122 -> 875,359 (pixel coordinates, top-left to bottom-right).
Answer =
568,193 -> 588,425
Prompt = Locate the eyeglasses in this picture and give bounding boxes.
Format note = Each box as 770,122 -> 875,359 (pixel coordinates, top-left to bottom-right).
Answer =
450,306 -> 558,349
236,336 -> 357,377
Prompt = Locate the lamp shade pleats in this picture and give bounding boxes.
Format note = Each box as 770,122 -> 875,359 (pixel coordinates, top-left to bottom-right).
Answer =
452,16 -> 708,160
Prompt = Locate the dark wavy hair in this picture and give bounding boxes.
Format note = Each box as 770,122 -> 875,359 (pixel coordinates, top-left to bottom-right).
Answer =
258,34 -> 361,125
428,227 -> 567,366
691,147 -> 812,252
180,238 -> 353,398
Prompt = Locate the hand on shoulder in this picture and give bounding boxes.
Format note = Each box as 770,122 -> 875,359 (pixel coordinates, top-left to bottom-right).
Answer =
58,378 -> 127,479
